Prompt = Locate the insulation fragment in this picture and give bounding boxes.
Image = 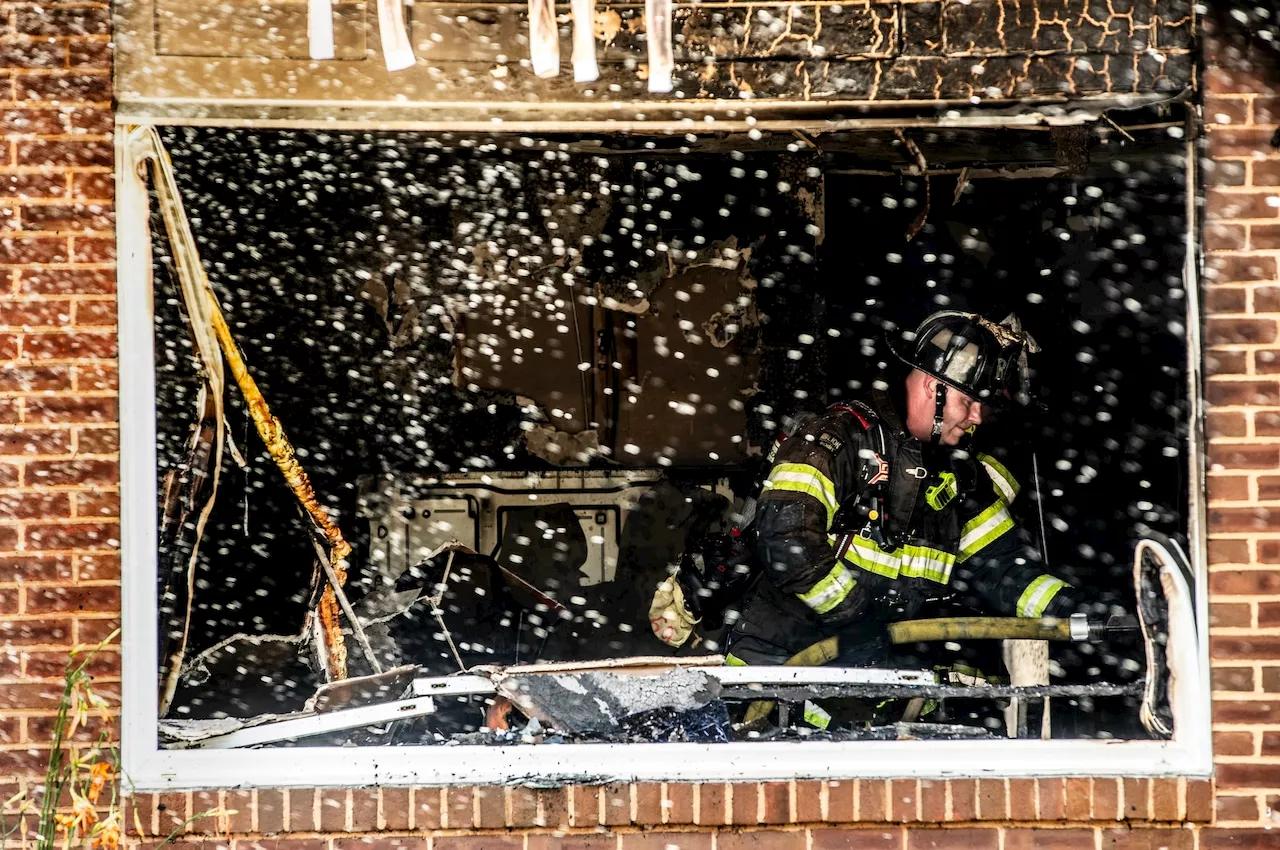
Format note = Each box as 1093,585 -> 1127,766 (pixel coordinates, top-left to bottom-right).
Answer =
376,0 -> 416,71
528,0 -> 560,78
645,0 -> 673,93
308,0 -> 336,60
571,0 -> 599,82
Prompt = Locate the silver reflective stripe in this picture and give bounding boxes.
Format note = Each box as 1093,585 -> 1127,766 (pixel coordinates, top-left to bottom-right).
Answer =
958,502 -> 1014,559
1017,574 -> 1068,618
978,453 -> 1019,504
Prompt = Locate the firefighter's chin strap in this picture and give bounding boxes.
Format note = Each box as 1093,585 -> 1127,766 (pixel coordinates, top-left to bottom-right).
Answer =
930,381 -> 947,445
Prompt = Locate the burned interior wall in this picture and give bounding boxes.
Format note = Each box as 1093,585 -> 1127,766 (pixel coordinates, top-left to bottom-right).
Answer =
118,0 -> 1195,115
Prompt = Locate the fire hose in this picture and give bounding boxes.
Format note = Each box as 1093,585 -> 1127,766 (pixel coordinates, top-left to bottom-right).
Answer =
887,614 -> 1137,645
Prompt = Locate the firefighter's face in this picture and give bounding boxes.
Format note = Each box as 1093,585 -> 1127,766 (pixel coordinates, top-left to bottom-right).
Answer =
907,372 -> 987,445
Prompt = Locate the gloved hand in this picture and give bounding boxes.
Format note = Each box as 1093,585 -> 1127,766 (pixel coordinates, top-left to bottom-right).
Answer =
649,578 -> 700,647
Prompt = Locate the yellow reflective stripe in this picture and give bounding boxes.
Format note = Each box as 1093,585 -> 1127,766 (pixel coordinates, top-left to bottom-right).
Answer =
763,462 -> 839,528
842,536 -> 901,579
978,453 -> 1020,503
900,544 -> 956,585
958,500 -> 1015,563
725,653 -> 748,667
797,562 -> 857,615
1016,574 -> 1069,618
803,701 -> 832,730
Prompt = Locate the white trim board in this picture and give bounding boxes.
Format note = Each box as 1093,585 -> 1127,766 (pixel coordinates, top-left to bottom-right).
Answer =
115,126 -> 1213,791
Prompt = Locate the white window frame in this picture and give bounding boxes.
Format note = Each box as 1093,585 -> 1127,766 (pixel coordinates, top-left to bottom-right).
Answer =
116,121 -> 1213,791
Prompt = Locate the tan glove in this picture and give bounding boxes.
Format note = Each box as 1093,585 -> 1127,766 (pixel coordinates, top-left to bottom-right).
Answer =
649,579 -> 699,647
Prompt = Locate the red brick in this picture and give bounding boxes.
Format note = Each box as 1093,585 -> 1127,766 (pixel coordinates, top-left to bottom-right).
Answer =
1212,569 -> 1280,594
16,140 -> 112,167
317,788 -> 345,831
1202,829 -> 1279,849
526,838 -> 613,850
1210,159 -> 1248,187
69,172 -> 113,201
445,787 -> 474,829
620,835 -> 712,850
1214,635 -> 1280,659
18,268 -> 114,295
285,789 -> 314,831
826,780 -> 853,823
68,41 -> 111,69
0,299 -> 72,326
696,783 -> 725,826
74,616 -> 120,644
1208,128 -> 1277,157
0,524 -> 18,549
21,203 -> 112,232
1209,318 -> 1278,344
717,832 -> 805,850
1206,96 -> 1250,126
26,458 -> 116,486
1253,160 -> 1280,186
974,780 -> 1004,821
761,781 -> 788,825
1210,507 -> 1280,533
1254,409 -> 1280,434
0,491 -> 71,520
68,108 -> 113,135
0,364 -> 70,393
0,618 -> 71,644
1213,666 -> 1257,692
1254,284 -> 1280,312
1149,779 -> 1178,822
1210,378 -> 1280,407
906,829 -> 997,850
731,782 -> 757,825
0,553 -> 71,580
794,781 -> 822,824
1207,253 -> 1276,282
1185,780 -> 1214,822
415,787 -> 442,829
73,301 -> 115,327
75,427 -> 118,453
1263,666 -> 1280,691
1202,287 -> 1247,315
1214,700 -> 1280,723
858,780 -> 888,823
1093,779 -> 1120,821
0,234 -> 67,264
23,395 -> 116,423
71,236 -> 113,262
15,6 -> 111,36
665,784 -> 693,825
435,839 -> 521,850
949,780 -> 976,822
257,788 -> 284,834
26,584 -> 118,613
507,785 -> 538,827
1260,601 -> 1280,626
1037,778 -> 1065,821
16,73 -> 111,104
811,830 -> 901,850
0,39 -> 65,69
919,780 -> 945,823
1002,828 -> 1093,850
1122,778 -> 1150,821
1214,730 -> 1256,756
1214,794 -> 1259,822
1099,828 -> 1192,850
1209,189 -> 1280,220
1206,223 -> 1247,251
22,330 -> 116,359
0,110 -> 69,138
23,517 -> 120,550
1211,538 -> 1250,564
1007,779 -> 1035,821
0,462 -> 17,487
1209,475 -> 1251,502
890,779 -> 917,823
0,172 -> 65,199
1206,65 -> 1267,95
1255,96 -> 1280,125
1261,730 -> 1280,755
474,786 -> 504,829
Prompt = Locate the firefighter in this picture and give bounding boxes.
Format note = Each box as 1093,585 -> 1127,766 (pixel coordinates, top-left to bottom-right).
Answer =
724,310 -> 1081,671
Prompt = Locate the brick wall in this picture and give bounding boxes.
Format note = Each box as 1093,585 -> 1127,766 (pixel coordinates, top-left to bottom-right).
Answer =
0,0 -> 120,783
5,5 -> 1280,850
